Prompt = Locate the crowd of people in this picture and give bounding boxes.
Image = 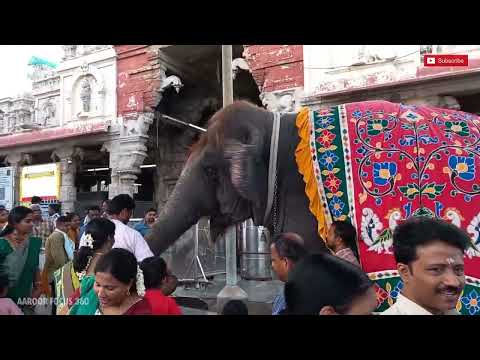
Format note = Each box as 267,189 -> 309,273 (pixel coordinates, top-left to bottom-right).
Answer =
0,193 -> 471,316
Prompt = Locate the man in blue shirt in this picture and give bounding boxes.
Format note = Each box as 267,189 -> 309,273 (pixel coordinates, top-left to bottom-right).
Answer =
270,233 -> 308,315
134,208 -> 157,237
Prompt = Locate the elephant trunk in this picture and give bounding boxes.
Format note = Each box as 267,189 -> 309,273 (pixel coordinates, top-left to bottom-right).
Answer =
145,160 -> 215,255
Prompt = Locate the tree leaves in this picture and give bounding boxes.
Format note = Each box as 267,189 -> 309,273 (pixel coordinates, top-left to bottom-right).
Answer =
399,182 -> 446,200
420,182 -> 446,199
398,183 -> 420,200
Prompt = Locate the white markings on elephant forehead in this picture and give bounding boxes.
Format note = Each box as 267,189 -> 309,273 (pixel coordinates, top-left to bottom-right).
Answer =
224,141 -> 255,197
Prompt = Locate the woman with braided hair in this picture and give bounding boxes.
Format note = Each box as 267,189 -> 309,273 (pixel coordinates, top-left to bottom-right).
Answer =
54,217 -> 115,315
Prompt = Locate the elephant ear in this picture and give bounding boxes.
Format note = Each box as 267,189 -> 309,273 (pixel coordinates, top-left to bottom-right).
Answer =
223,127 -> 268,222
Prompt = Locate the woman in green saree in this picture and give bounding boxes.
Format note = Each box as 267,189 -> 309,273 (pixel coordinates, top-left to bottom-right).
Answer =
0,206 -> 42,314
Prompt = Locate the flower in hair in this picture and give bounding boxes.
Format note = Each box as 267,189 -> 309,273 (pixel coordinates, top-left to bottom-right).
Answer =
84,233 -> 94,249
136,265 -> 146,297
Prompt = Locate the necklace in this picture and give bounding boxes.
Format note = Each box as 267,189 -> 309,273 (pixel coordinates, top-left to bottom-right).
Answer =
100,296 -> 138,315
5,234 -> 26,250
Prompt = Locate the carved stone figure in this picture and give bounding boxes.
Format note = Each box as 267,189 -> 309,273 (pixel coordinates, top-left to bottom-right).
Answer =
260,89 -> 302,113
80,78 -> 91,112
160,75 -> 183,94
232,58 -> 250,80
42,99 -> 56,124
62,45 -> 77,60
355,46 -> 397,65
277,94 -> 295,112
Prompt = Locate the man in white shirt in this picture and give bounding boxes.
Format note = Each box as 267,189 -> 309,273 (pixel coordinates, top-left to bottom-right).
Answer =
382,217 -> 469,315
47,203 -> 61,230
80,194 -> 153,262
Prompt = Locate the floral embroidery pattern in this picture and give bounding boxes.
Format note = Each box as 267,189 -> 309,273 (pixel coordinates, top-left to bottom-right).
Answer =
461,289 -> 480,315
319,151 -> 339,171
373,162 -> 397,186
311,108 -> 351,221
316,130 -> 336,148
324,173 -> 342,193
329,196 -> 345,218
448,156 -> 475,181
367,119 -> 388,136
445,121 -> 470,136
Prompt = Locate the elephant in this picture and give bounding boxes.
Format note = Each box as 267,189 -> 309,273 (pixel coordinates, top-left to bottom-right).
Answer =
146,100 -> 329,255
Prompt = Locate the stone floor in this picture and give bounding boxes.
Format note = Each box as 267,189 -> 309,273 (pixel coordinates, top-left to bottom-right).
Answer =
173,274 -> 283,315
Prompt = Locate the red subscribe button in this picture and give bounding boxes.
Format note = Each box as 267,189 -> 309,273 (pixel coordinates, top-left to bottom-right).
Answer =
424,54 -> 468,67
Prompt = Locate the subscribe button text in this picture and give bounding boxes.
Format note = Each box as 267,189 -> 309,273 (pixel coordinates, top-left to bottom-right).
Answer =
424,54 -> 469,67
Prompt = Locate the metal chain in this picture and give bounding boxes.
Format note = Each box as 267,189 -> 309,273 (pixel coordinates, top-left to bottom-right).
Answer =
272,173 -> 279,235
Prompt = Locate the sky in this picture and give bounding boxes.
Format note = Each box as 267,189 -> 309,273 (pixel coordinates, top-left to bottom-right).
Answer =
0,45 -> 63,99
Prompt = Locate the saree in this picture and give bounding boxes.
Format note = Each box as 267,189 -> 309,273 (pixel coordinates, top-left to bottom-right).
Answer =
53,261 -> 80,314
68,275 -> 99,315
0,236 -> 42,303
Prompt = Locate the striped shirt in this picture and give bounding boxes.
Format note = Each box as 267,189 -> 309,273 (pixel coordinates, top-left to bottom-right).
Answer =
272,291 -> 286,315
32,220 -> 53,248
335,248 -> 360,267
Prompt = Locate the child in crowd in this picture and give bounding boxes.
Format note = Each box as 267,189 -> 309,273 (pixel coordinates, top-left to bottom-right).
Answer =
140,256 -> 182,315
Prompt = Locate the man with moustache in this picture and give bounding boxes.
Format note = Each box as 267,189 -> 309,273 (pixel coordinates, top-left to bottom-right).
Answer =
270,233 -> 308,315
382,217 -> 469,315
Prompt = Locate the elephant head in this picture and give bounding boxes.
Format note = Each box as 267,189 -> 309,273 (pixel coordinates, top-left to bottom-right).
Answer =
146,101 -> 275,255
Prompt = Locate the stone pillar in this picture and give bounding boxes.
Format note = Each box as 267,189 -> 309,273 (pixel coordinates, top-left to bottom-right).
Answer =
103,141 -> 119,199
5,153 -> 31,206
107,145 -> 143,200
107,112 -> 154,199
116,172 -> 138,198
51,147 -> 83,214
59,158 -> 76,214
